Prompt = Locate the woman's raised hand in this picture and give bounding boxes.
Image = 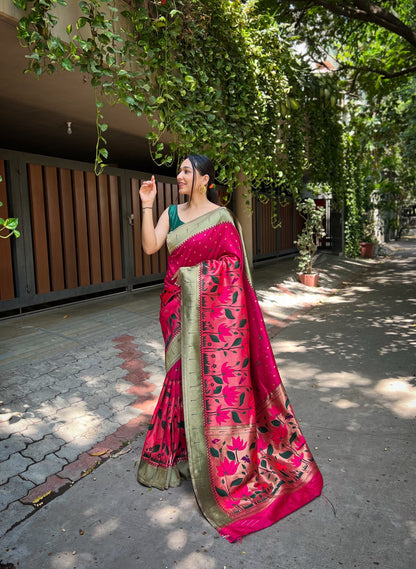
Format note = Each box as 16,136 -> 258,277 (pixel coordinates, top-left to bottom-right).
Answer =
139,175 -> 157,206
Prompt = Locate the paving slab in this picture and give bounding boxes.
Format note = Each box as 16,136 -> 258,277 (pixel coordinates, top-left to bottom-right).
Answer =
0,237 -> 415,568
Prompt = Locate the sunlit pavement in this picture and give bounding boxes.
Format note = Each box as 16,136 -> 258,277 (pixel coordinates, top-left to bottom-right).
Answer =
0,236 -> 415,569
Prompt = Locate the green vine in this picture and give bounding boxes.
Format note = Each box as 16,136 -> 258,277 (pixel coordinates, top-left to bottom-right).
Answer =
13,0 -> 345,205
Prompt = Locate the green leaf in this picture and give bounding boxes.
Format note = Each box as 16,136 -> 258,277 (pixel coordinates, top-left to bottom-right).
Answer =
124,95 -> 136,106
267,444 -> 274,456
13,0 -> 27,9
61,58 -> 73,71
279,451 -> 293,459
227,451 -> 236,461
232,291 -> 238,304
210,447 -> 220,458
213,376 -> 223,384
76,17 -> 88,30
290,432 -> 297,444
225,309 -> 235,319
231,337 -> 242,347
231,477 -> 244,487
210,335 -> 220,343
4,218 -> 18,230
232,411 -> 242,424
215,486 -> 228,497
242,357 -> 249,368
239,392 -> 245,406
239,319 -> 247,328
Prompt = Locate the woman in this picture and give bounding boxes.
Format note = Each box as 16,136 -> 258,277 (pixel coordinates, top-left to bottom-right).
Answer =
137,155 -> 323,542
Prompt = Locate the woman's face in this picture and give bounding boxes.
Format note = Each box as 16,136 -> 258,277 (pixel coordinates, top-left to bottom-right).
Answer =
177,159 -> 207,196
177,159 -> 194,196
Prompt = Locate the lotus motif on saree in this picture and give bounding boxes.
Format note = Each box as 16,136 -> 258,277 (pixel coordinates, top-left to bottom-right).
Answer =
137,207 -> 323,542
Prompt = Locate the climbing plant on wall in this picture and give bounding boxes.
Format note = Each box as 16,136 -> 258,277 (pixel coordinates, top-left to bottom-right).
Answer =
13,0 -> 344,213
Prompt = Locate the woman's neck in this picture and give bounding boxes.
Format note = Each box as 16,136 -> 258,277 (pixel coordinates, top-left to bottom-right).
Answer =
187,195 -> 211,208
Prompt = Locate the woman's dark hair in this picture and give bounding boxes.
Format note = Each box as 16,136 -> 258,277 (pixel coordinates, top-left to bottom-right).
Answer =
187,154 -> 217,204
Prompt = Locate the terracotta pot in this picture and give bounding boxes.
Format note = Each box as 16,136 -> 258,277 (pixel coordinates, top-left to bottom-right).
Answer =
298,272 -> 319,287
360,242 -> 375,258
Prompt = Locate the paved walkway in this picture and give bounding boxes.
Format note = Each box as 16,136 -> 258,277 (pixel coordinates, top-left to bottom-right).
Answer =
0,237 -> 415,569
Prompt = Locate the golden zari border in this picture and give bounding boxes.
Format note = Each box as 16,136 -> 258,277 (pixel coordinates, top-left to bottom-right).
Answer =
180,262 -> 233,530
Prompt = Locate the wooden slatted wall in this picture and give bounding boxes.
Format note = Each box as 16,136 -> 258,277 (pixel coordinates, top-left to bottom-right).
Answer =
278,200 -> 294,252
0,160 -> 15,300
294,205 -> 304,243
253,196 -> 302,260
256,200 -> 278,256
28,164 -> 123,294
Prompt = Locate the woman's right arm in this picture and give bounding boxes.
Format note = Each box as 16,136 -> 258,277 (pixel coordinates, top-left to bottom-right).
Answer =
139,176 -> 170,255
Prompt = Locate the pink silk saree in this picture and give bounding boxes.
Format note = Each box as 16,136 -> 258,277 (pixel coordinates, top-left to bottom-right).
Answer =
137,207 -> 323,542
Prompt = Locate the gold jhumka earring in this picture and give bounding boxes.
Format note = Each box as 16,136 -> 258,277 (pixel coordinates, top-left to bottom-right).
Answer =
199,185 -> 207,195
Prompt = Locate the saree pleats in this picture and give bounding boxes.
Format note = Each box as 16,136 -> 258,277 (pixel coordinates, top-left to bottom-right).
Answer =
137,285 -> 190,489
138,208 -> 323,541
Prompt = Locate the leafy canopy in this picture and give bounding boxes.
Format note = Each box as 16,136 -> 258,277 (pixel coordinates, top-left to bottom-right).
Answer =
13,0 -> 343,205
259,0 -> 416,98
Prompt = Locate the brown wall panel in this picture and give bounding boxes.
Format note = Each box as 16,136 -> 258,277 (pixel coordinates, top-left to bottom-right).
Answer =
157,182 -> 167,273
278,201 -> 294,251
58,168 -> 78,289
28,164 -> 50,294
72,170 -> 90,287
258,201 -> 277,255
131,178 -> 143,278
294,208 -> 304,243
97,175 -> 113,282
44,166 -> 65,291
0,160 -> 15,300
171,182 -> 179,206
1,153 -> 192,313
108,175 -> 123,281
85,172 -> 102,284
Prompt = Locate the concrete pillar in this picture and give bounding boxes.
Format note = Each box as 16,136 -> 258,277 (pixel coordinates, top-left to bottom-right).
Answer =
235,173 -> 253,268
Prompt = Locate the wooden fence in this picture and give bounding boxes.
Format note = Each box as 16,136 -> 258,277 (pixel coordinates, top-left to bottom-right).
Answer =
0,149 -> 325,314
0,150 -> 184,313
253,197 -> 303,260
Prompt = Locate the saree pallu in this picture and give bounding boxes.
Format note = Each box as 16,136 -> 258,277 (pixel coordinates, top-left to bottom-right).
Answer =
137,207 -> 323,542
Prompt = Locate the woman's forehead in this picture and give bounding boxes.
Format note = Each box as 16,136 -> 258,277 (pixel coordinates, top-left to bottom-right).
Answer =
180,158 -> 193,170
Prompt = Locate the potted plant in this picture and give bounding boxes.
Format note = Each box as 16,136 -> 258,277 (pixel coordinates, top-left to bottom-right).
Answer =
359,218 -> 378,258
294,197 -> 326,287
357,208 -> 379,258
359,236 -> 377,258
